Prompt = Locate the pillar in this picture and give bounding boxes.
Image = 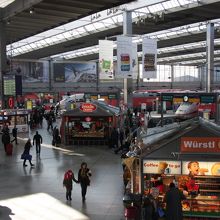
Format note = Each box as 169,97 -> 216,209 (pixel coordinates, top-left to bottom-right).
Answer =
0,21 -> 6,108
123,11 -> 133,108
206,23 -> 214,93
170,64 -> 174,89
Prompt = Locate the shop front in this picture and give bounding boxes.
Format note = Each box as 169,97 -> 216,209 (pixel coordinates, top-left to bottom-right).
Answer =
128,123 -> 220,218
61,102 -> 118,145
0,109 -> 29,133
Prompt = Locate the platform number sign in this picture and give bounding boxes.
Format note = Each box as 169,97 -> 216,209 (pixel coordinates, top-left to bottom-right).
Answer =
8,97 -> 14,109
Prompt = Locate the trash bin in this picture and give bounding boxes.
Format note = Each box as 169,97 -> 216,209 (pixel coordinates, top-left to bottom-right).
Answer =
123,193 -> 142,220
125,206 -> 137,220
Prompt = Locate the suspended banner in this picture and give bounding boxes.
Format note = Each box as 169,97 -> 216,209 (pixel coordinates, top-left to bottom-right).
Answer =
132,43 -> 138,79
117,36 -> 133,79
99,40 -> 114,80
142,38 -> 157,79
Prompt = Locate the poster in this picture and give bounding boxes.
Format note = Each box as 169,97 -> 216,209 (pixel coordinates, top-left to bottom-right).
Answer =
182,161 -> 220,176
99,40 -> 114,79
116,36 -> 133,79
142,38 -> 157,79
143,160 -> 181,174
9,60 -> 49,83
53,62 -> 97,83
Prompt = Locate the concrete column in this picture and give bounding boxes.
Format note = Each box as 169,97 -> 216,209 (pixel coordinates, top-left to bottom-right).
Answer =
123,11 -> 133,108
206,23 -> 214,93
0,21 -> 6,108
170,64 -> 174,89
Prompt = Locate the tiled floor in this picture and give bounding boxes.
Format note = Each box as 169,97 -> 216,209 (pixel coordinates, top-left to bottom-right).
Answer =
0,120 -> 125,220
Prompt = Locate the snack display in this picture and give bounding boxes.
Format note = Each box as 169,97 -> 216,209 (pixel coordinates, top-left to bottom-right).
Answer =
211,163 -> 220,175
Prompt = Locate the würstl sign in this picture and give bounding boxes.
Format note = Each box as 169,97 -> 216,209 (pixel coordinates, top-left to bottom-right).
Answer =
80,103 -> 97,113
181,137 -> 220,153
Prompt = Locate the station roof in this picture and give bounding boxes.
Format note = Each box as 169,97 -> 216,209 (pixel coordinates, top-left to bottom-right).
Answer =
4,0 -> 220,65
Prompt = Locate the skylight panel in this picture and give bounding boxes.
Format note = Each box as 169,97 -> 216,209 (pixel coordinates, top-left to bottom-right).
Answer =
0,0 -> 15,8
84,24 -> 95,32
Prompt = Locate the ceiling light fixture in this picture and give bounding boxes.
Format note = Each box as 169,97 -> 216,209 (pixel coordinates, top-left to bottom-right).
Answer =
29,8 -> 35,14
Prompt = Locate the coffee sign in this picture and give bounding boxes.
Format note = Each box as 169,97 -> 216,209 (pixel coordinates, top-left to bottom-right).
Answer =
80,103 -> 97,113
181,137 -> 220,153
143,160 -> 181,174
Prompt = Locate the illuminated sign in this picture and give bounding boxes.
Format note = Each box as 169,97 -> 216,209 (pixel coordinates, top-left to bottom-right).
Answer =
181,137 -> 220,153
143,160 -> 181,174
80,103 -> 97,113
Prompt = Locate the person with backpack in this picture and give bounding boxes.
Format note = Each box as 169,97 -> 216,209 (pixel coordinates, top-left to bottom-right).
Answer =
78,162 -> 92,202
63,169 -> 78,201
33,131 -> 43,155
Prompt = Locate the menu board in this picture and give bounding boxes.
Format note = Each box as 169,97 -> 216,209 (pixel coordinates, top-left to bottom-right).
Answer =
143,160 -> 181,174
3,75 -> 15,96
182,161 -> 220,176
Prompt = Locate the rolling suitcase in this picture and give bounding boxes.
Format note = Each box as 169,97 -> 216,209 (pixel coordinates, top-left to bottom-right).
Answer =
6,143 -> 13,156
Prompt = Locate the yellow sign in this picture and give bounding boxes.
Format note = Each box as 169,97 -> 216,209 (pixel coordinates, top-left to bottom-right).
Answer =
26,100 -> 32,110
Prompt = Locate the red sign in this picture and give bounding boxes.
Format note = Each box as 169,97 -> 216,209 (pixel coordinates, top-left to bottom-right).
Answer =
80,103 -> 97,113
181,137 -> 220,153
8,97 -> 14,109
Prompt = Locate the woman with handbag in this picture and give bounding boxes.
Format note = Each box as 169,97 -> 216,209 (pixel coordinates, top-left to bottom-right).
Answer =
21,139 -> 34,167
78,162 -> 91,202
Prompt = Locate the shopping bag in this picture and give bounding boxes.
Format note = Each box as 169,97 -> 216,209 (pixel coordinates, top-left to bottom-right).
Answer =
157,207 -> 165,217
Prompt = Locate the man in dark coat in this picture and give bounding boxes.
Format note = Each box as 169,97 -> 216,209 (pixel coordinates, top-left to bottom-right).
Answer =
12,125 -> 18,145
33,131 -> 43,155
2,131 -> 10,153
164,182 -> 186,220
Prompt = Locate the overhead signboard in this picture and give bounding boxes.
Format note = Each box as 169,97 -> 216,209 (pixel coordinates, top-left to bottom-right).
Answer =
3,75 -> 15,96
181,137 -> 220,153
200,95 -> 215,103
143,160 -> 181,174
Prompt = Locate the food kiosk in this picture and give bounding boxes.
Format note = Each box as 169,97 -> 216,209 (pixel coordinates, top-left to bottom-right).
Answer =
60,101 -> 119,145
129,121 -> 220,218
0,109 -> 29,133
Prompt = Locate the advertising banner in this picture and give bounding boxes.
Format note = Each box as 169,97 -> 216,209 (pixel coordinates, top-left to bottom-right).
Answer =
99,40 -> 114,80
142,38 -> 157,79
181,137 -> 220,153
9,60 -> 49,83
143,160 -> 181,174
53,62 -> 97,83
132,43 -> 138,79
182,161 -> 220,176
117,36 -> 133,78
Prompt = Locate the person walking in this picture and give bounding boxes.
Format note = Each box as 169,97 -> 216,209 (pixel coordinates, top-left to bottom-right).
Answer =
12,125 -> 18,145
2,130 -> 10,153
33,131 -> 43,155
63,169 -> 78,201
78,162 -> 92,202
21,139 -> 34,167
164,182 -> 186,220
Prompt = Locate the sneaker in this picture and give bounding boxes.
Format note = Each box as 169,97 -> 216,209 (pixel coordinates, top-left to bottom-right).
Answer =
31,164 -> 35,167
23,164 -> 27,167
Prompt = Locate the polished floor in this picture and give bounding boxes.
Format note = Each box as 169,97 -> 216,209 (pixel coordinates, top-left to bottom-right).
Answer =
0,120 -> 125,220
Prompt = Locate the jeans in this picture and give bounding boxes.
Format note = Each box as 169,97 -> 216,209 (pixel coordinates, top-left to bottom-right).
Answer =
36,143 -> 41,154
81,183 -> 87,200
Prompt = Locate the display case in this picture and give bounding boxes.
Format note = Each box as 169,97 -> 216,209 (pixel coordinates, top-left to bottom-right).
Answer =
183,196 -> 220,218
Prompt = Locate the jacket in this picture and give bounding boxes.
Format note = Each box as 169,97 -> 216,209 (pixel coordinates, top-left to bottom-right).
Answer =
78,168 -> 91,186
